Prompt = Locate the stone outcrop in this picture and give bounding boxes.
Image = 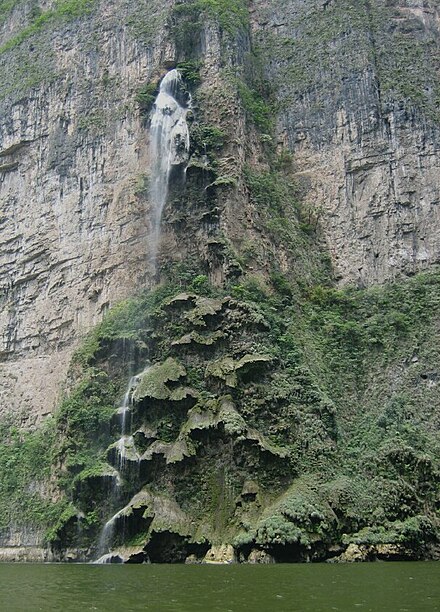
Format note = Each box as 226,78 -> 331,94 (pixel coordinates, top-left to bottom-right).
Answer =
203,544 -> 236,564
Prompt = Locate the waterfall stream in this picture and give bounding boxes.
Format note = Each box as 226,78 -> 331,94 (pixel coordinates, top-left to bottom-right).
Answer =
148,68 -> 191,267
94,70 -> 190,562
119,375 -> 138,436
94,377 -> 137,562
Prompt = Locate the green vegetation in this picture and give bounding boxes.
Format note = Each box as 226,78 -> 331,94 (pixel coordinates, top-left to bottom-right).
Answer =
190,124 -> 225,154
0,417 -> 67,534
173,0 -> 249,34
0,0 -> 97,53
0,367 -> 117,542
1,266 -> 439,558
56,370 -> 116,476
170,0 -> 249,63
177,60 -> 202,87
196,0 -> 248,31
55,267 -> 440,557
135,82 -> 159,116
0,0 -> 439,561
188,123 -> 226,178
242,165 -> 329,291
77,110 -> 106,132
236,79 -> 272,134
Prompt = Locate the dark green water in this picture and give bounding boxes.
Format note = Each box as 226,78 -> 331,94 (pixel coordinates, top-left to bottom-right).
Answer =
0,562 -> 438,611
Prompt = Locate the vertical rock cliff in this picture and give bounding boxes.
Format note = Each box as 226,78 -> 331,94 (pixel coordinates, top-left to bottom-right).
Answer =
0,0 -> 167,424
0,0 -> 439,561
252,0 -> 440,285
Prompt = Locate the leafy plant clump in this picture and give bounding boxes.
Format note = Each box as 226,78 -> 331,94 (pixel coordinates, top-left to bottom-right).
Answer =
177,60 -> 202,87
0,417 -> 68,536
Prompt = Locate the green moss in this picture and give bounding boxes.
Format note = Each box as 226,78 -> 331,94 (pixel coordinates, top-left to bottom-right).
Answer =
44,503 -> 78,545
197,0 -> 248,31
206,356 -> 237,387
72,284 -> 176,367
0,416 -> 67,532
56,370 -> 116,444
134,358 -> 187,401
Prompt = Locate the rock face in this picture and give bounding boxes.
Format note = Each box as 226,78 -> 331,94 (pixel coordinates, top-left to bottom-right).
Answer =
252,0 -> 440,286
0,1 -> 168,423
203,544 -> 236,564
2,0 -> 439,421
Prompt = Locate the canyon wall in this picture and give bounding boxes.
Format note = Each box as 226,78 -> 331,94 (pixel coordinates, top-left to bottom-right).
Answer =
1,0 -> 439,423
0,0 -> 439,561
253,0 -> 440,286
0,0 -> 169,423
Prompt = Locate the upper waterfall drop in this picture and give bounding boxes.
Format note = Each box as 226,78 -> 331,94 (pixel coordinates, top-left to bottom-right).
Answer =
149,69 -> 191,265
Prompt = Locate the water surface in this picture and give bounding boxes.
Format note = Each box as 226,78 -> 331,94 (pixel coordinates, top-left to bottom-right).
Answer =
0,562 -> 438,611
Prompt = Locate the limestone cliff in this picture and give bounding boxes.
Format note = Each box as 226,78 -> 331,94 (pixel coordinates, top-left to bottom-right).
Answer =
252,0 -> 440,286
0,0 -> 168,424
1,0 -> 438,421
0,0 -> 439,561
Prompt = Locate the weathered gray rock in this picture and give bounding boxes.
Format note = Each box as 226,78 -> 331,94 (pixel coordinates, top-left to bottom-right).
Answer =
252,0 -> 440,286
0,547 -> 54,562
247,549 -> 275,564
0,1 -> 172,424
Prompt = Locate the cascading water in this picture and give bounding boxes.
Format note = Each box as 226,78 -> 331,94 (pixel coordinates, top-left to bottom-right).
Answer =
94,377 -> 137,563
94,70 -> 190,562
119,375 -> 138,436
148,69 -> 191,267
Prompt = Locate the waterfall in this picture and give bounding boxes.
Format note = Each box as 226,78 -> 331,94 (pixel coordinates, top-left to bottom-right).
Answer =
149,69 -> 191,267
94,377 -> 137,560
95,516 -> 119,562
120,375 -> 138,436
93,70 -> 190,562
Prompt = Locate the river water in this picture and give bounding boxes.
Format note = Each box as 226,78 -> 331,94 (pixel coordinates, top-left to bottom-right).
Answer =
0,562 -> 438,611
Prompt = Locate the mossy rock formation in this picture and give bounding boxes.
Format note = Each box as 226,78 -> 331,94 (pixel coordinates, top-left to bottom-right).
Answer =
37,270 -> 440,562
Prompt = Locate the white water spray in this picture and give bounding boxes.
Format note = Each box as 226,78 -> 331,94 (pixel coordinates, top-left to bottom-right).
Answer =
94,509 -> 125,563
119,375 -> 138,436
149,69 -> 191,266
94,377 -> 138,560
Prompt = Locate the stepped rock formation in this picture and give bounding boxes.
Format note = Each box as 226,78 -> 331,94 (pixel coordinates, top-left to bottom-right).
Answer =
0,0 -> 439,561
